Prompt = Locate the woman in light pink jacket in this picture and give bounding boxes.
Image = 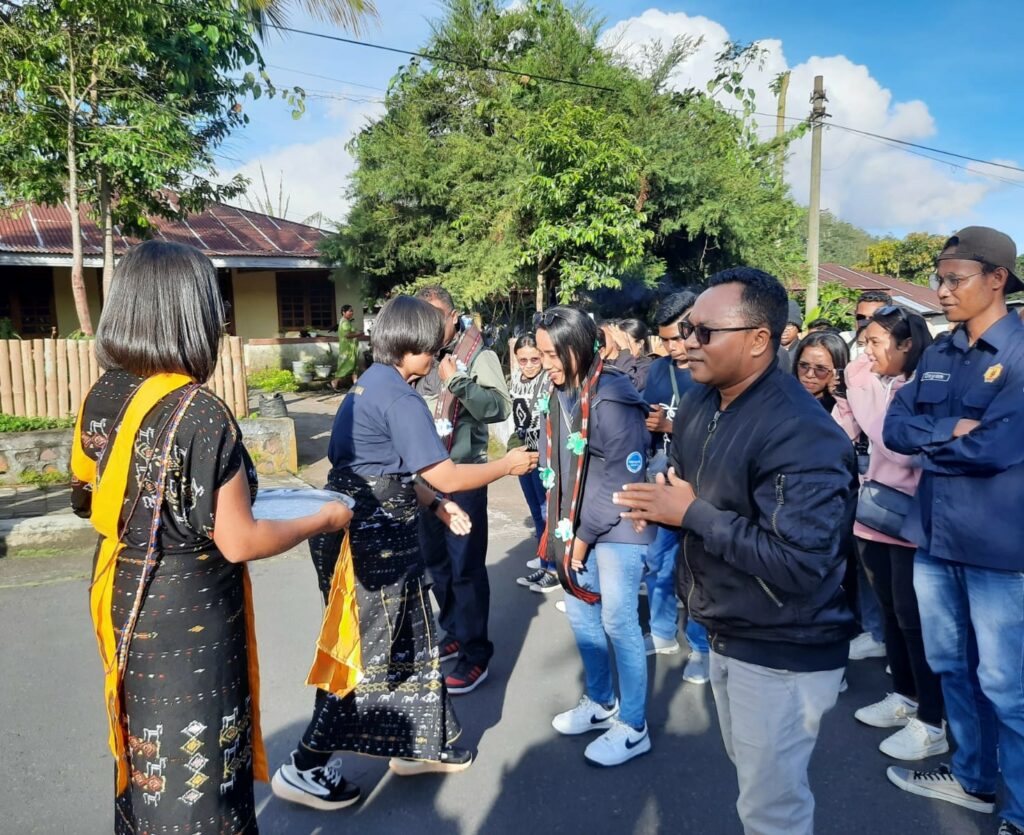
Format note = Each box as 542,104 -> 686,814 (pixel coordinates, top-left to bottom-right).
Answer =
832,305 -> 945,763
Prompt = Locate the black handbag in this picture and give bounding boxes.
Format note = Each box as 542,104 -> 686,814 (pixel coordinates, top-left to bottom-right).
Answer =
856,481 -> 913,539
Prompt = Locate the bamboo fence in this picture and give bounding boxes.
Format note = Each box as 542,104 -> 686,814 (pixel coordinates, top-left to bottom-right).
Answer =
0,336 -> 248,420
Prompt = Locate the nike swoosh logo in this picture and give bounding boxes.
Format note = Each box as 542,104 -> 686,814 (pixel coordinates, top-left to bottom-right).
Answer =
590,714 -> 611,724
625,733 -> 648,750
284,772 -> 330,797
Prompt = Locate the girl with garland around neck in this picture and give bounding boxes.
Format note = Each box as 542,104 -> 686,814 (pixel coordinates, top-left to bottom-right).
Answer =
534,306 -> 655,768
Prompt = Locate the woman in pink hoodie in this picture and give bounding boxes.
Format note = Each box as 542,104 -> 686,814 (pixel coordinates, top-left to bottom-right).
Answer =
833,306 -> 945,763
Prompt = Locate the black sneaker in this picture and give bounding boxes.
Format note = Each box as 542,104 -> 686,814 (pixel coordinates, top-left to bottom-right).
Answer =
999,821 -> 1024,835
529,571 -> 560,594
389,746 -> 474,776
445,659 -> 489,694
517,568 -> 548,588
271,752 -> 361,811
439,638 -> 460,662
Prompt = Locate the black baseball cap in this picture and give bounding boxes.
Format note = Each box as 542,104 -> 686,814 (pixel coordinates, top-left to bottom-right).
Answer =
936,226 -> 1022,294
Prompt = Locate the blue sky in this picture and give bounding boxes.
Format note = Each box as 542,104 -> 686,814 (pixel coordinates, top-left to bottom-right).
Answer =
224,1 -> 1024,248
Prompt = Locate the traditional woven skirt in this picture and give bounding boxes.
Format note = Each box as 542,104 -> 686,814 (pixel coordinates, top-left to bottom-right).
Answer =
303,470 -> 460,759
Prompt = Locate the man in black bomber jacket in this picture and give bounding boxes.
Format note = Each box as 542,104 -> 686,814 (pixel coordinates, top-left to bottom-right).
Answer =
616,267 -> 857,835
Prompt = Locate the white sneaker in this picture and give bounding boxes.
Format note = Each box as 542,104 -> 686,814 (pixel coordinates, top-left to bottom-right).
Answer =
526,557 -> 541,570
849,632 -> 886,660
643,633 -> 681,656
855,692 -> 918,728
584,720 -> 651,767
880,718 -> 950,761
682,651 -> 709,684
887,763 -> 995,813
552,695 -> 618,736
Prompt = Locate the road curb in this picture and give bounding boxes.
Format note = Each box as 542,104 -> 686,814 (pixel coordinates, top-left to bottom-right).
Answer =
0,514 -> 96,557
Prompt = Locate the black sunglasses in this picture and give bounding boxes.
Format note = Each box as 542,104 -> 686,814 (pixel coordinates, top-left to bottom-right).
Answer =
678,319 -> 758,346
533,311 -> 569,329
873,304 -> 908,321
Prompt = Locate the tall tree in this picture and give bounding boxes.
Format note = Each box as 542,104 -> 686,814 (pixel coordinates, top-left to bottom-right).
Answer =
861,232 -> 947,285
323,0 -> 806,311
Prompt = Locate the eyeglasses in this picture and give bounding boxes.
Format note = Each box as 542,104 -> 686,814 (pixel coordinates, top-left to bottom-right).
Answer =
533,311 -> 568,329
796,361 -> 835,380
678,319 -> 758,346
517,356 -> 541,366
929,270 -> 984,292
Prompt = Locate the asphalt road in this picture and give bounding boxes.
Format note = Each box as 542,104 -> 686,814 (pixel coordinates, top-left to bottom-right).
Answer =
0,478 -> 993,834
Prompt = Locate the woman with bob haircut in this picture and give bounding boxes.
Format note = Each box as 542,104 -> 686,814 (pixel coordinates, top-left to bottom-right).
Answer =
71,240 -> 352,834
272,295 -> 537,809
792,330 -> 850,413
832,305 -> 945,762
534,305 -> 655,768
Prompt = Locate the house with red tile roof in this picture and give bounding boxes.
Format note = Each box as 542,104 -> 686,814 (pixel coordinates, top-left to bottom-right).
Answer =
0,201 -> 359,340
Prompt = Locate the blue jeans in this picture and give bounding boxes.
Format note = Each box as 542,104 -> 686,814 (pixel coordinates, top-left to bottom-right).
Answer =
564,541 -> 648,729
914,550 -> 1024,827
644,526 -> 680,641
518,470 -> 547,540
857,555 -> 886,643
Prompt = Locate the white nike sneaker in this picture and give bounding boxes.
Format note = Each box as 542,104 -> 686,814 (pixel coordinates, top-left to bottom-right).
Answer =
854,692 -> 917,728
880,718 -> 950,761
584,719 -> 651,767
271,752 -> 360,810
551,695 -> 618,735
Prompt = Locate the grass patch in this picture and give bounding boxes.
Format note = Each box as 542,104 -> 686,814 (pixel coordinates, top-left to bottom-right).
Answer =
247,369 -> 299,394
19,470 -> 71,487
8,547 -> 63,558
0,414 -> 74,432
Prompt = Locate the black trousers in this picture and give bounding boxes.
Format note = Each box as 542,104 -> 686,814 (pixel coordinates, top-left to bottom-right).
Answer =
419,486 -> 494,667
858,538 -> 944,726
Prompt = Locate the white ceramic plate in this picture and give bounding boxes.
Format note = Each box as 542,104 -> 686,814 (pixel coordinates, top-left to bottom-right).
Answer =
252,488 -> 355,521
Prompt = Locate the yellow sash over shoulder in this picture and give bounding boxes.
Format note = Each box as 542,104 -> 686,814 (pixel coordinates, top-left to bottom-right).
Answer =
71,373 -> 267,792
306,530 -> 362,696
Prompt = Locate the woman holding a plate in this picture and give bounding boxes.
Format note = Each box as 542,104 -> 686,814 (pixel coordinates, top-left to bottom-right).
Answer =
272,295 -> 537,810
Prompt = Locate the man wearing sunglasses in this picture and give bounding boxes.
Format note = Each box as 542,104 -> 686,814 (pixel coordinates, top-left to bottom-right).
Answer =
615,267 -> 857,835
883,227 -> 1024,835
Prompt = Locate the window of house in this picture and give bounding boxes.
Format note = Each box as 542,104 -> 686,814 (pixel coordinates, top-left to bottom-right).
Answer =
0,269 -> 56,337
276,272 -> 336,332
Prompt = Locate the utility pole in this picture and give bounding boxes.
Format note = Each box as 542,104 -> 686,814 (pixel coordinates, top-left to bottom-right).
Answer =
806,75 -> 827,316
774,71 -> 791,182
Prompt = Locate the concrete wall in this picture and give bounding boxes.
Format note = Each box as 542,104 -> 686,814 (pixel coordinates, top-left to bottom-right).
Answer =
0,418 -> 298,483
231,270 -> 279,340
244,338 -> 338,373
53,267 -> 102,336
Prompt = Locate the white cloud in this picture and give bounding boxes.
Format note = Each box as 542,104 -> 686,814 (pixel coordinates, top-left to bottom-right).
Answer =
602,9 -> 1016,235
222,99 -> 383,226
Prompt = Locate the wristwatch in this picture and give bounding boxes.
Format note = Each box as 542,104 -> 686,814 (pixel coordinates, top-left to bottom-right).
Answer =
428,495 -> 443,514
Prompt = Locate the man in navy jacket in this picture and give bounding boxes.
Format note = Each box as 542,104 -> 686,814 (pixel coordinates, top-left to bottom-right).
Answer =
883,227 -> 1024,835
616,267 -> 856,835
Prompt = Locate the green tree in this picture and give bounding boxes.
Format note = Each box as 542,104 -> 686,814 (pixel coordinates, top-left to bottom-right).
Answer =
248,0 -> 377,31
520,100 -> 651,308
798,210 -> 876,267
322,0 -> 805,311
861,232 -> 946,285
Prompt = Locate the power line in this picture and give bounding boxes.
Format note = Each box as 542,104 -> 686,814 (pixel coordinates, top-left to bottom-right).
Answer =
265,63 -> 387,93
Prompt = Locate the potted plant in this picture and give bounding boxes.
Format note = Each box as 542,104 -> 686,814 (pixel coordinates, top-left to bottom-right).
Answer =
314,358 -> 333,379
246,369 -> 299,418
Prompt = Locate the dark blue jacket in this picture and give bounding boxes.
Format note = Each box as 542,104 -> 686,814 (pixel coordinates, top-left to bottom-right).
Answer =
884,313 -> 1024,571
670,363 -> 857,671
540,368 -> 654,547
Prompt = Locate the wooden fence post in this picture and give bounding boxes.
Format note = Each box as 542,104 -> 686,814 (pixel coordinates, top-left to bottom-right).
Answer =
0,341 -> 12,414
43,340 -> 58,418
230,337 -> 247,418
56,340 -> 69,417
9,341 -> 25,416
21,340 -> 36,417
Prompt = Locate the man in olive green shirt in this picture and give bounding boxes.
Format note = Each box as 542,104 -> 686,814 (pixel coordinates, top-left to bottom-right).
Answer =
416,286 -> 511,695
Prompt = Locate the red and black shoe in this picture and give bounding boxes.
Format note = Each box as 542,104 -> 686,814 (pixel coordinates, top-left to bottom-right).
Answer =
439,638 -> 460,663
445,660 -> 489,695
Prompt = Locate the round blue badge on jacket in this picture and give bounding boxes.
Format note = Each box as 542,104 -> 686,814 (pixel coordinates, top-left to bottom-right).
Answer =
626,451 -> 644,474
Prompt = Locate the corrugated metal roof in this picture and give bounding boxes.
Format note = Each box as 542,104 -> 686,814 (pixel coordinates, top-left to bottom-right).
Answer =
0,201 -> 327,259
796,263 -> 944,314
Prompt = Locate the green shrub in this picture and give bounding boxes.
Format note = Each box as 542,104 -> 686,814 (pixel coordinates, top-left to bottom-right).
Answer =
19,469 -> 71,487
246,369 -> 299,393
0,414 -> 75,432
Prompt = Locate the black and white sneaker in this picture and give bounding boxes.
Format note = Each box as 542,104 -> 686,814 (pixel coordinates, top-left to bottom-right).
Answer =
529,572 -> 560,594
517,568 -> 548,588
271,752 -> 361,811
389,746 -> 474,776
998,820 -> 1024,835
886,763 -> 996,814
